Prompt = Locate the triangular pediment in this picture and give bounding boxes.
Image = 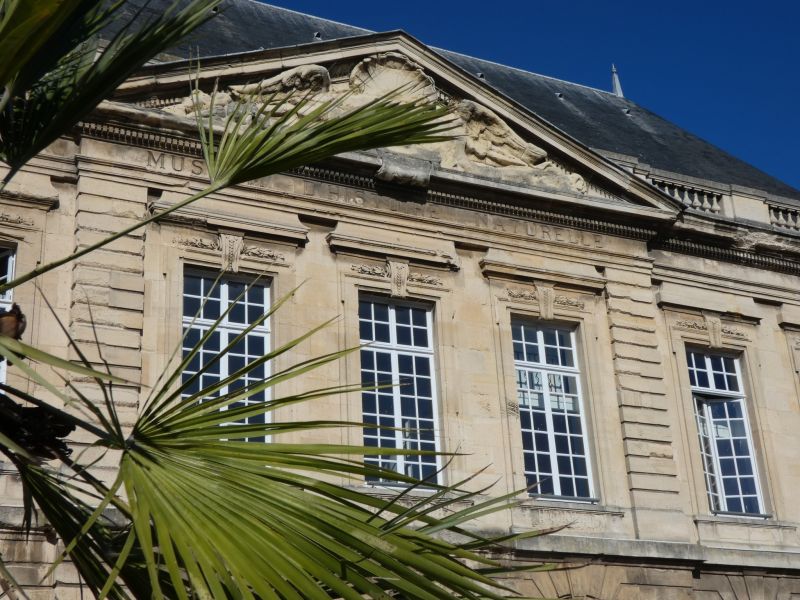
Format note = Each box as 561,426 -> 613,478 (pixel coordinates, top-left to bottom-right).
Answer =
107,32 -> 680,222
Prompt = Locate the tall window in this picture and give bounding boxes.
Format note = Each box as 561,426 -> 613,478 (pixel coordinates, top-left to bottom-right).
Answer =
687,349 -> 764,515
359,297 -> 440,483
182,271 -> 270,442
512,321 -> 594,499
0,249 -> 15,383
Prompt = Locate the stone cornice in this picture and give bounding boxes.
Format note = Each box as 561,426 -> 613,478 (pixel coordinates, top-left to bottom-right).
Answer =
654,237 -> 800,277
76,119 -> 800,278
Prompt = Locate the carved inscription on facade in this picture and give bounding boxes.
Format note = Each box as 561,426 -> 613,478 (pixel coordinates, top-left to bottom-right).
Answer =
143,150 -> 607,251
146,150 -> 205,175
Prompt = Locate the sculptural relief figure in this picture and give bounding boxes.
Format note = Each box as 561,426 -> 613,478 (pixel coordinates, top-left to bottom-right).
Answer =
163,65 -> 331,119
163,89 -> 233,118
439,100 -> 587,194
456,100 -> 547,168
157,53 -> 587,194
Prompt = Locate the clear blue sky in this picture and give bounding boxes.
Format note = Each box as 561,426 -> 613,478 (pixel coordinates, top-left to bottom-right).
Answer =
271,0 -> 800,192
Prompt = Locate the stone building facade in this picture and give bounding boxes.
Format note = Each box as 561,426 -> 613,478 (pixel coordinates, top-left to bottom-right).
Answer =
3,3 -> 800,598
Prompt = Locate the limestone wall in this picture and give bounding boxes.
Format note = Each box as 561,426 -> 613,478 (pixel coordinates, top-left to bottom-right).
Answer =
2,136 -> 800,597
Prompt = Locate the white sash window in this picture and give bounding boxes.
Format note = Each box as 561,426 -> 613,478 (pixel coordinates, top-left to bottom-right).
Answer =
359,297 -> 440,483
512,321 -> 594,500
182,271 -> 270,442
687,350 -> 764,515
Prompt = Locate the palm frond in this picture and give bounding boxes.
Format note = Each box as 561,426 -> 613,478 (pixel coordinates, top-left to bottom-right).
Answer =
0,0 -> 222,183
199,83 -> 456,188
0,285 -> 549,599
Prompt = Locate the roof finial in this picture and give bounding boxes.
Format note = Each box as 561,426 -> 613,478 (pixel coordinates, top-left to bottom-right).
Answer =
611,64 -> 624,98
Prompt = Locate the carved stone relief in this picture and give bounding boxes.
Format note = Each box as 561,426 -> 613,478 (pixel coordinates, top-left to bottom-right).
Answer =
408,272 -> 442,286
536,284 -> 556,320
350,262 -> 443,290
506,287 -> 584,312
350,52 -> 437,103
219,234 -> 244,273
705,314 -> 724,348
350,263 -> 389,278
388,261 -> 410,298
456,100 -> 546,169
674,318 -> 749,342
164,64 -> 331,119
242,245 -> 285,263
0,213 -> 34,227
173,236 -> 219,251
554,295 -> 585,311
154,53 -> 589,195
507,287 -> 537,303
174,235 -> 285,271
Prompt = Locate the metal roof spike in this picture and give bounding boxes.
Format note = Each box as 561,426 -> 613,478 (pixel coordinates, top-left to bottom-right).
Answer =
612,63 -> 624,98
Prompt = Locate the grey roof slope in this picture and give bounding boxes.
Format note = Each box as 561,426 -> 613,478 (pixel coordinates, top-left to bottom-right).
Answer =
117,0 -> 800,202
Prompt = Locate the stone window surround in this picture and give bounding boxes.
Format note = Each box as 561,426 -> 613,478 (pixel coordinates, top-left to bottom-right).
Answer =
358,294 -> 442,484
181,268 -> 272,442
686,349 -> 765,516
495,286 -> 609,508
511,320 -> 596,501
343,262 -> 451,488
152,233 -> 290,399
667,314 -> 774,522
0,247 -> 15,384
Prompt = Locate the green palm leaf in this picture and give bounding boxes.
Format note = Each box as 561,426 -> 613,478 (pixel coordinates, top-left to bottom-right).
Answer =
0,288 -> 545,599
0,0 -> 222,183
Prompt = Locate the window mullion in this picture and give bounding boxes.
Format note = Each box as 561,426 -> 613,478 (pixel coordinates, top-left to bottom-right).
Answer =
704,400 -> 726,512
390,349 -> 405,477
540,368 -> 561,496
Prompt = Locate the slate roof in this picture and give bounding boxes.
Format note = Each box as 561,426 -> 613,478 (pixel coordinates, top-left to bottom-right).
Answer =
115,0 -> 800,202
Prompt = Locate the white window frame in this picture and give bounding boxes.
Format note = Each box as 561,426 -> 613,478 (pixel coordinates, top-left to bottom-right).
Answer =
687,349 -> 765,516
512,321 -> 596,501
0,248 -> 15,383
181,269 -> 271,441
358,295 -> 442,484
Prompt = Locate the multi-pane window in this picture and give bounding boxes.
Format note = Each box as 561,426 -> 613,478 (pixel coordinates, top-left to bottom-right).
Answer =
359,297 -> 440,483
513,321 -> 594,499
687,350 -> 764,515
0,249 -> 15,382
182,271 -> 270,442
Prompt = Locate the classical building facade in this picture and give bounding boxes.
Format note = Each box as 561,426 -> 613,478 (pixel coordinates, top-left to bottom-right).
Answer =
3,2 -> 800,598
